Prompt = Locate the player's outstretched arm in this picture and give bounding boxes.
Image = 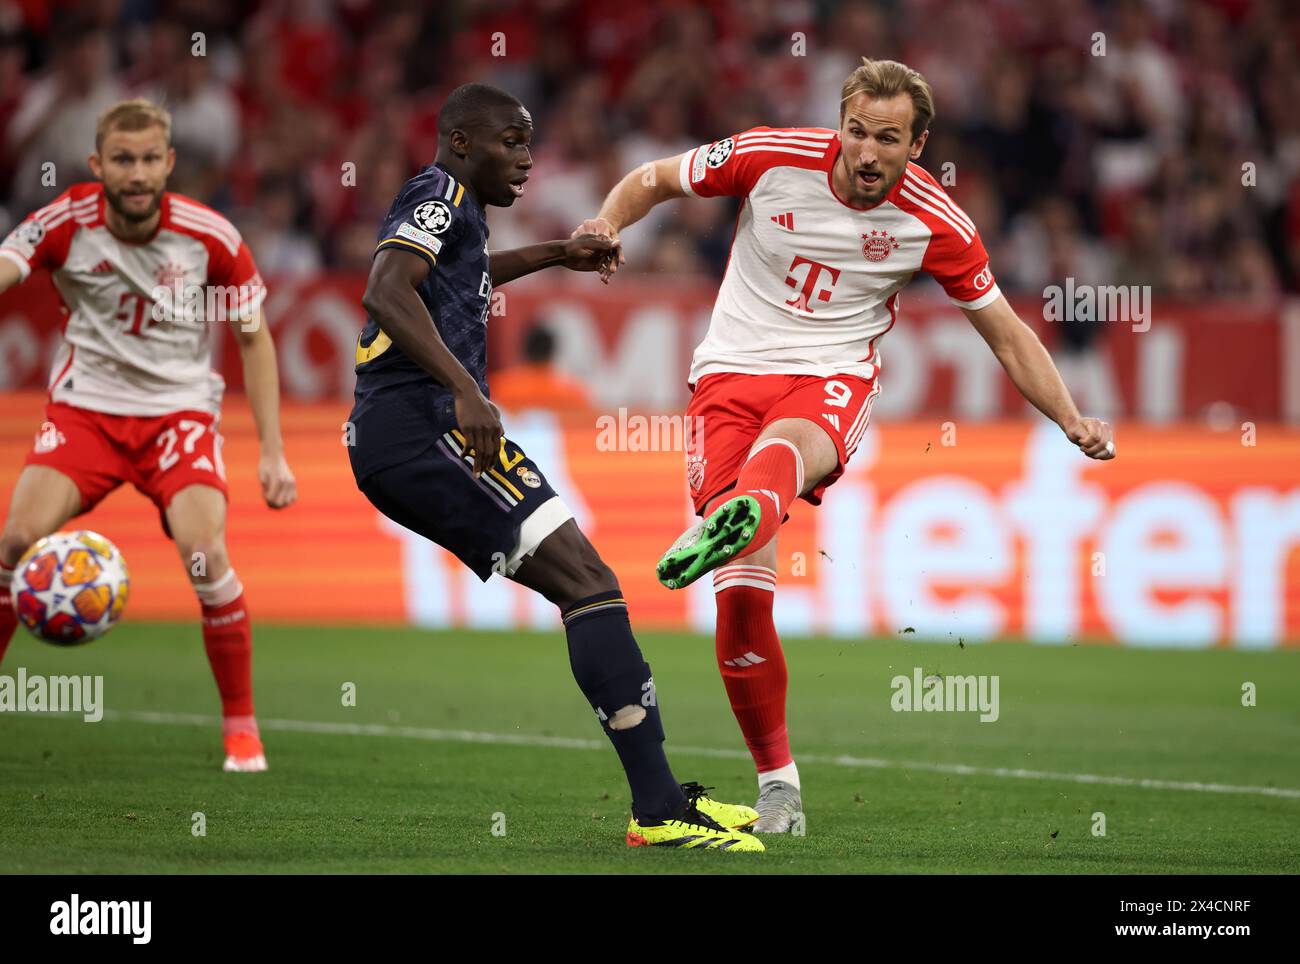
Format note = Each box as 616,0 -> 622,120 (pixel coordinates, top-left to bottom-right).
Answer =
963,294 -> 1115,460
233,307 -> 298,508
488,234 -> 620,287
363,248 -> 502,476
571,153 -> 690,282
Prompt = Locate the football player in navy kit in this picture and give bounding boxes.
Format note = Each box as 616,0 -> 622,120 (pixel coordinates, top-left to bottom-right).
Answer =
349,84 -> 763,852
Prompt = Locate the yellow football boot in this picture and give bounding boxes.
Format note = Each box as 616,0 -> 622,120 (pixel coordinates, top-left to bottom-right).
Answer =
680,781 -> 760,831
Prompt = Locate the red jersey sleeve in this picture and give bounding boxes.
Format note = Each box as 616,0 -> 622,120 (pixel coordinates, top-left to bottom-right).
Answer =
921,225 -> 999,309
678,128 -> 775,199
207,238 -> 267,323
907,169 -> 1000,309
164,195 -> 266,322
0,193 -> 77,281
679,127 -> 838,200
208,238 -> 262,289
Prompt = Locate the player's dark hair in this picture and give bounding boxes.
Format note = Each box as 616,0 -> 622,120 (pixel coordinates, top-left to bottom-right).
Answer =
437,83 -> 525,137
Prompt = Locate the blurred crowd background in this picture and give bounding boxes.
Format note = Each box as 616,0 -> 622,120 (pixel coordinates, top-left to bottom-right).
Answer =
2,0 -> 1299,303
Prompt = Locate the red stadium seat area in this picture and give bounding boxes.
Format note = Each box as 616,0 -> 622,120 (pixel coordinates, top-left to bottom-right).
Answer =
1,1 -> 1298,301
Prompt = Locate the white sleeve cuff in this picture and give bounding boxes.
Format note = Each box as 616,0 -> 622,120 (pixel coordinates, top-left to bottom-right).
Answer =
0,248 -> 32,282
679,148 -> 699,197
950,283 -> 1001,311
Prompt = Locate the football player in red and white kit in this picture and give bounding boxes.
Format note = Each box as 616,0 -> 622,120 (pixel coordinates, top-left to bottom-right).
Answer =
0,99 -> 297,772
575,59 -> 1115,831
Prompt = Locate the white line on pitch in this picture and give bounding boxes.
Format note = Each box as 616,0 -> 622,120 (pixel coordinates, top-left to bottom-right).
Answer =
98,709 -> 1300,800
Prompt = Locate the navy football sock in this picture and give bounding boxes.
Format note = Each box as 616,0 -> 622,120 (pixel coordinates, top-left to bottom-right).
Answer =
562,591 -> 686,822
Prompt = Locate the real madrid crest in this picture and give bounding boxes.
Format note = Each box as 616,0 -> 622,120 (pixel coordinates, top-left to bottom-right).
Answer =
517,466 -> 542,488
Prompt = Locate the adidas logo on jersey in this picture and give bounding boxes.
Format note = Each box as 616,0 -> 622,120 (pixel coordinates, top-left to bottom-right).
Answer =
89,260 -> 113,274
191,455 -> 215,472
771,212 -> 795,231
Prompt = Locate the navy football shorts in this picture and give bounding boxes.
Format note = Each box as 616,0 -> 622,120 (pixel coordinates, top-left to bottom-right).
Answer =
353,423 -> 573,581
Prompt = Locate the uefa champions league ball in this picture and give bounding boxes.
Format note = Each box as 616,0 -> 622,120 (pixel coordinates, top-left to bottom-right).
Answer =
11,530 -> 130,645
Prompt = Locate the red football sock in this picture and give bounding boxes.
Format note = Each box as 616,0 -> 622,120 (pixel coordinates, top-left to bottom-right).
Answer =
730,438 -> 802,559
195,569 -> 256,724
0,562 -> 16,667
712,563 -> 791,773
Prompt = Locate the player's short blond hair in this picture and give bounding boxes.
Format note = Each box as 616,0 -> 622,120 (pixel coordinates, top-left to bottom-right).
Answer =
95,99 -> 172,152
840,58 -> 935,142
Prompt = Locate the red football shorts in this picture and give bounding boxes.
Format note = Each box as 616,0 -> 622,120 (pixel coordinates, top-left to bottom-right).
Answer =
24,401 -> 228,535
684,372 -> 879,516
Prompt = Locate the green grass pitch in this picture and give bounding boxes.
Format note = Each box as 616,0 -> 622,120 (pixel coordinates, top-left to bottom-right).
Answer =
1,622 -> 1297,874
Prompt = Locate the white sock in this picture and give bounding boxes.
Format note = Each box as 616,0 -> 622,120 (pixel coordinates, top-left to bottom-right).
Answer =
758,760 -> 800,791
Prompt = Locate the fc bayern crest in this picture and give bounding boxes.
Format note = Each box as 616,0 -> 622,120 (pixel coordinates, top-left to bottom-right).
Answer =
414,200 -> 452,234
686,454 -> 707,494
704,138 -> 734,168
155,260 -> 187,289
861,229 -> 900,262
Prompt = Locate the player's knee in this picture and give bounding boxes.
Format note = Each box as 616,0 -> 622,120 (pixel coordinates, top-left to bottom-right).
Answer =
547,554 -> 618,611
0,526 -> 39,566
0,527 -> 30,566
177,536 -> 229,580
529,523 -> 619,606
572,548 -> 618,600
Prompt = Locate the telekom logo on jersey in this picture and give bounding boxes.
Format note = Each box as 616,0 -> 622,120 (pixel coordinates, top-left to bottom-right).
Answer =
783,256 -> 841,314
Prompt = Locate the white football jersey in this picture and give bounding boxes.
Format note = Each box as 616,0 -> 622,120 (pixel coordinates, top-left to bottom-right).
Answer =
0,183 -> 265,416
678,127 -> 1000,384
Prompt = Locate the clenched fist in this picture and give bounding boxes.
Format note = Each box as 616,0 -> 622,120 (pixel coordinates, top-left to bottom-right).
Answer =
1065,417 -> 1115,460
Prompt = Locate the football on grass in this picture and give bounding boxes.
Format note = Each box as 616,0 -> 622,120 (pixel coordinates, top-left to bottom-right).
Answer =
11,530 -> 130,645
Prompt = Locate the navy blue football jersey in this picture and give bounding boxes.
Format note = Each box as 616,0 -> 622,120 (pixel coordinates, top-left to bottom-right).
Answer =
354,162 -> 491,392
350,162 -> 493,479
